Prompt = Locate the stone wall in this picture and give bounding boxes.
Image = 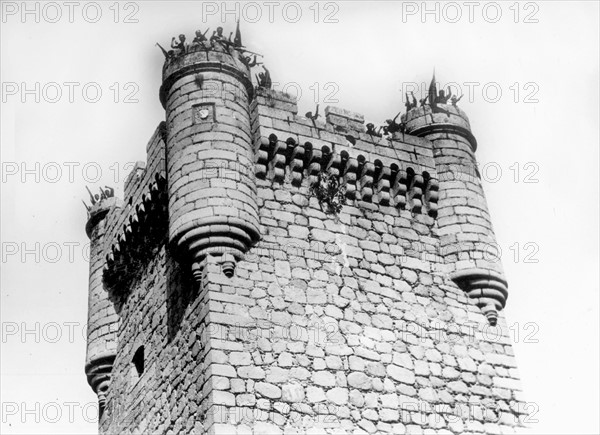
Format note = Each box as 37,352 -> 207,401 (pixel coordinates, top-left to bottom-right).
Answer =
90,84 -> 526,434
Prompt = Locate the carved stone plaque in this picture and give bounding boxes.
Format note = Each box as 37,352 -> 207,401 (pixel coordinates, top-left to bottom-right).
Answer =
193,103 -> 215,123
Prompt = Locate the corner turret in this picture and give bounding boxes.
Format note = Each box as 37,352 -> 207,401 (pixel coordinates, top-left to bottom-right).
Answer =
404,88 -> 508,325
84,190 -> 122,417
159,31 -> 260,283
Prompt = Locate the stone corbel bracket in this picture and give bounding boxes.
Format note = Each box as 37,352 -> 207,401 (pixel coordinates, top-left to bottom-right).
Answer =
255,133 -> 439,217
85,354 -> 115,415
102,173 -> 168,293
450,268 -> 508,326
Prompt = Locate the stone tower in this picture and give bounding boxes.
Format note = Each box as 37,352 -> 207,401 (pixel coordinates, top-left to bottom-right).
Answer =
403,103 -> 508,326
160,40 -> 260,282
84,28 -> 526,435
84,193 -> 121,414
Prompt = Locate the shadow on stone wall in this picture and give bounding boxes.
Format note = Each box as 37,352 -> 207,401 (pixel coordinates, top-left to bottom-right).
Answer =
166,257 -> 197,342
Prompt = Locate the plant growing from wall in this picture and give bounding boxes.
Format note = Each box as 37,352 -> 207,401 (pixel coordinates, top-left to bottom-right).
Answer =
310,169 -> 346,215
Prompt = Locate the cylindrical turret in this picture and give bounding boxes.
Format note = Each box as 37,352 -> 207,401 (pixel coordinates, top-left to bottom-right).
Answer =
84,197 -> 121,415
404,103 -> 508,325
160,40 -> 260,280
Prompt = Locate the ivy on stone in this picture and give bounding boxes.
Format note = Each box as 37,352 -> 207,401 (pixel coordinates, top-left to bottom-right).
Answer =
310,169 -> 346,215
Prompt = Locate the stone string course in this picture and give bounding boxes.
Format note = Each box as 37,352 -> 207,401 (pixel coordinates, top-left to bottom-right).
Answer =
83,41 -> 525,435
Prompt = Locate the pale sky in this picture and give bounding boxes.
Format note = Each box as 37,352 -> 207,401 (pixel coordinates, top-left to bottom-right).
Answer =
1,1 -> 599,434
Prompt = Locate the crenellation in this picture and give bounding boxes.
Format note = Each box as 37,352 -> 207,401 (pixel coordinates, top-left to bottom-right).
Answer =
254,132 -> 440,223
324,105 -> 365,125
252,88 -> 298,114
254,102 -> 435,167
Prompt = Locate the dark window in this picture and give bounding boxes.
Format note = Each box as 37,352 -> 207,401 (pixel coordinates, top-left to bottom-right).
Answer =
132,345 -> 144,377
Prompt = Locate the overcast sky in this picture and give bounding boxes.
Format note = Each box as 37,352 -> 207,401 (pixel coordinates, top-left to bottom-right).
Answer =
1,1 -> 599,434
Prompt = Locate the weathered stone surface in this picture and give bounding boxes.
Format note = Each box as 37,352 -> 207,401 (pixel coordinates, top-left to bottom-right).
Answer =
348,372 -> 373,390
255,382 -> 282,399
327,387 -> 349,405
266,367 -> 290,384
312,371 -> 336,387
306,386 -> 326,402
387,365 -> 416,385
229,351 -> 252,366
281,383 -> 305,402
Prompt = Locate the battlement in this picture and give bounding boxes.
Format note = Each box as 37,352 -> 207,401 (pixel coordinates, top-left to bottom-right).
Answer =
253,88 -> 436,161
250,87 -> 448,225
101,124 -> 167,293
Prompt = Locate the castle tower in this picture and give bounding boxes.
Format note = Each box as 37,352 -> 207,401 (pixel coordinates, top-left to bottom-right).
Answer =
86,30 -> 526,435
404,95 -> 508,325
84,194 -> 121,416
159,39 -> 260,281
